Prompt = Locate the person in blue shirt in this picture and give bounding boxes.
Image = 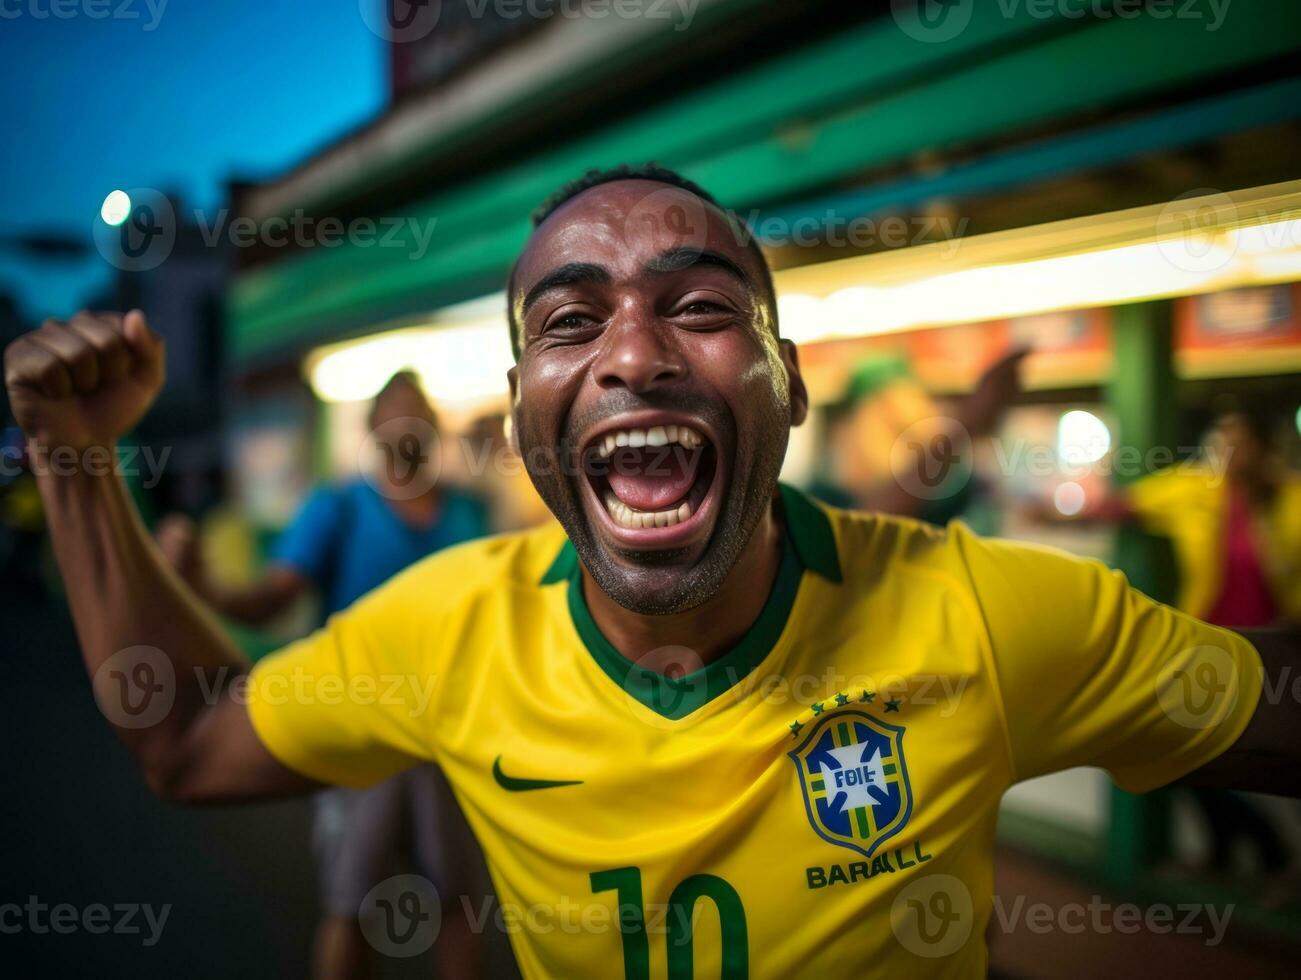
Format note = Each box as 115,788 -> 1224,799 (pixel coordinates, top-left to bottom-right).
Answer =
158,371 -> 490,980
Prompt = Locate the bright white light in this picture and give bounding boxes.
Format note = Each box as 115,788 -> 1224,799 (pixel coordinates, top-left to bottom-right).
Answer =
309,321 -> 513,405
1057,410 -> 1111,467
776,294 -> 829,344
1232,217 -> 1301,255
1053,481 -> 1087,517
100,190 -> 131,226
774,241 -> 1234,341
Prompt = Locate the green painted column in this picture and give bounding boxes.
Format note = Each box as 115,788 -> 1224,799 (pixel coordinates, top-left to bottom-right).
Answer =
310,396 -> 333,482
1103,299 -> 1177,886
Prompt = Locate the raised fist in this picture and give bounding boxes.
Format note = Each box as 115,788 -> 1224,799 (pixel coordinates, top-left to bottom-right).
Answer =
3,309 -> 165,453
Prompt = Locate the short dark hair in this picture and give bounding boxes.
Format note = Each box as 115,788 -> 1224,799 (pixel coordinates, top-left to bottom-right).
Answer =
507,163 -> 778,359
369,370 -> 436,426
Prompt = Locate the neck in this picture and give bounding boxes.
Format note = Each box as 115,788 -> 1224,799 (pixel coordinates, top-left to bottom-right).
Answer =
582,496 -> 784,671
373,474 -> 443,522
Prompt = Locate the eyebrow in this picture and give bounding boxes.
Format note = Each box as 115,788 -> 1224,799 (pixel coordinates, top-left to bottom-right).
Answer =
518,247 -> 755,320
644,247 -> 753,290
520,262 -> 611,317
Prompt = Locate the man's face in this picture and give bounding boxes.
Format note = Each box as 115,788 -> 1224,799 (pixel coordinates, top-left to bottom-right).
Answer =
369,381 -> 441,484
509,180 -> 807,615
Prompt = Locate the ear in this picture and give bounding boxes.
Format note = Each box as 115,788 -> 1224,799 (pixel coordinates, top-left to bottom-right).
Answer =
506,365 -> 522,455
779,339 -> 809,428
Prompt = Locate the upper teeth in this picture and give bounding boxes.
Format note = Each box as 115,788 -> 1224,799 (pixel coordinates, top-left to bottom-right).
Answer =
594,425 -> 704,457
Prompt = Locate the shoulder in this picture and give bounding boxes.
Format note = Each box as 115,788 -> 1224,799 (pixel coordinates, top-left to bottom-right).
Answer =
820,500 -> 962,578
359,521 -> 570,615
1131,462 -> 1223,506
821,499 -> 1102,598
300,477 -> 366,514
1277,472 -> 1301,500
440,485 -> 491,521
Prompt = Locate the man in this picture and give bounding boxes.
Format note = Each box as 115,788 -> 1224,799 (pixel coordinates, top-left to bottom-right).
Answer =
156,370 -> 490,980
5,164 -> 1298,978
809,349 -> 1027,526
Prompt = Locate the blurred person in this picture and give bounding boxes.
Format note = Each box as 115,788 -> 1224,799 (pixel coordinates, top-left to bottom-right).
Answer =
808,348 -> 1027,527
1088,406 -> 1301,881
456,412 -> 551,532
158,371 -> 491,980
7,165 -> 1301,978
1122,407 -> 1301,627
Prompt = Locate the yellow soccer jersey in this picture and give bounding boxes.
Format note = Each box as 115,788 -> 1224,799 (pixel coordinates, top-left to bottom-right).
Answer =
246,485 -> 1262,978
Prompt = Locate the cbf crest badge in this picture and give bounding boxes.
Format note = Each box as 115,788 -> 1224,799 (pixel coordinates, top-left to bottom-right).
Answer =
789,710 -> 913,859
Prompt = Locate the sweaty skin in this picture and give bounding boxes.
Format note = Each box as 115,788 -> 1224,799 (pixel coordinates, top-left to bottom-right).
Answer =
1,182 -> 1298,809
509,179 -> 807,663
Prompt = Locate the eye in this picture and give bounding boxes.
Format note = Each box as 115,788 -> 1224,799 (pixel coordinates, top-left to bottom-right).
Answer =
554,313 -> 594,329
539,309 -> 605,344
676,298 -> 734,317
545,309 -> 600,332
682,301 -> 724,314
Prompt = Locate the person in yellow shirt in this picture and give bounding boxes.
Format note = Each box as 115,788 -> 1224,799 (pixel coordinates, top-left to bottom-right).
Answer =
4,164 -> 1298,978
1109,408 -> 1301,881
1125,408 -> 1301,627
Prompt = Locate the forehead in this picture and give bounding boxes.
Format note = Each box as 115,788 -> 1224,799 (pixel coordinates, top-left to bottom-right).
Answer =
373,383 -> 431,414
515,179 -> 755,290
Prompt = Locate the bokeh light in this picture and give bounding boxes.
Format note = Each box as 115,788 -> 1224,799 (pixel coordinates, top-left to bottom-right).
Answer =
1053,481 -> 1087,517
99,190 -> 132,227
1057,410 -> 1111,467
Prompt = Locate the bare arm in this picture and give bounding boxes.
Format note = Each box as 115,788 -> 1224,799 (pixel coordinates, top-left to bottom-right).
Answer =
1183,627 -> 1301,798
5,310 -> 318,803
208,566 -> 310,625
155,514 -> 311,627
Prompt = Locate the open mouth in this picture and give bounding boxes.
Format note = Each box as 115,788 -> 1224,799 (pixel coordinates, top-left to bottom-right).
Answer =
582,418 -> 720,547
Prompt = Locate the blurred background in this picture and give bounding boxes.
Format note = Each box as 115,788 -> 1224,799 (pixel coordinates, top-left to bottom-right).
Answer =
2,0 -> 1300,976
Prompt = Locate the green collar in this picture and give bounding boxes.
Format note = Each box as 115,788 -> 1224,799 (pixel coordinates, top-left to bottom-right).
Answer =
540,484 -> 841,719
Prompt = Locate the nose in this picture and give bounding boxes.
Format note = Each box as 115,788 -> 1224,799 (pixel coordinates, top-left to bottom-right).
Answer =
593,310 -> 686,394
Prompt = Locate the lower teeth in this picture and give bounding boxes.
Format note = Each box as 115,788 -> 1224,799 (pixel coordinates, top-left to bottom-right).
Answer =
603,492 -> 693,529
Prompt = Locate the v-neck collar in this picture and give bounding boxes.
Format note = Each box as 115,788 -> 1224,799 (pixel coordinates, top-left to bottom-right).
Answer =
540,484 -> 842,719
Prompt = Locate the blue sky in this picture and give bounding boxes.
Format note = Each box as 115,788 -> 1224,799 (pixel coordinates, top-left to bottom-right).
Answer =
0,2 -> 386,317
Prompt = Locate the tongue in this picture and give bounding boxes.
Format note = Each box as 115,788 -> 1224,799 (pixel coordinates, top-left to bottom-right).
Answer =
607,447 -> 698,512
